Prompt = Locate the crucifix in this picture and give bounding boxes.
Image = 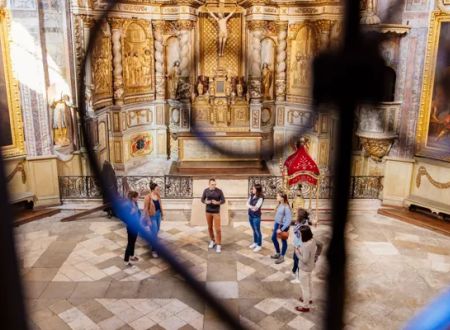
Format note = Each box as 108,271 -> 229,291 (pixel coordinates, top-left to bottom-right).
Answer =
206,0 -> 237,57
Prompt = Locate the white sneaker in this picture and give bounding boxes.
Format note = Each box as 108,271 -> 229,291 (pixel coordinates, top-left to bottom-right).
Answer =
249,243 -> 257,249
290,278 -> 300,284
253,246 -> 262,252
208,241 -> 215,249
152,251 -> 159,258
216,245 -> 222,253
290,272 -> 298,280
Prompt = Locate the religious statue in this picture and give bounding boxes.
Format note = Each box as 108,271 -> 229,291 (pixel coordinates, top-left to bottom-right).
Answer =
293,52 -> 304,86
209,84 -> 215,97
51,95 -> 74,148
225,77 -> 232,96
206,6 -> 237,57
167,61 -> 181,99
236,81 -> 243,98
197,80 -> 204,96
262,63 -> 273,100
141,49 -> 152,86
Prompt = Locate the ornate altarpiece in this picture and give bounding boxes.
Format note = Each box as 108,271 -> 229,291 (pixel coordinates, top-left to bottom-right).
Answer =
0,8 -> 24,158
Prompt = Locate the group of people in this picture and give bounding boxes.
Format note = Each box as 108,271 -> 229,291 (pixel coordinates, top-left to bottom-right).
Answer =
246,185 -> 323,313
121,178 -> 322,313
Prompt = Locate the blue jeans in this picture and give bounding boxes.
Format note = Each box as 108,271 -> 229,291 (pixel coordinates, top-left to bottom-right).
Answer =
271,222 -> 288,256
150,210 -> 161,242
249,215 -> 262,246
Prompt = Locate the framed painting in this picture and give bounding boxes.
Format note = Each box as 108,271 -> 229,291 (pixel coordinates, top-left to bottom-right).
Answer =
416,11 -> 450,162
0,8 -> 25,158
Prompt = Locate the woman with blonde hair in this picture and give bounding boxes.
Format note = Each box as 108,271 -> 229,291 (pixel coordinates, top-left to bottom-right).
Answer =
271,192 -> 292,264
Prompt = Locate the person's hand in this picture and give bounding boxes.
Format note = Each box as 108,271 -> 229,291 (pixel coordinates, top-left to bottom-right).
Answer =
276,229 -> 281,234
205,199 -> 211,204
212,200 -> 219,205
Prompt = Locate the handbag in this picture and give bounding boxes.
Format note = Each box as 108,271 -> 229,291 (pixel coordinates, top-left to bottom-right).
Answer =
276,206 -> 290,240
277,230 -> 289,240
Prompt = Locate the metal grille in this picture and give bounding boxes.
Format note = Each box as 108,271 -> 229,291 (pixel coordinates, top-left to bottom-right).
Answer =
249,175 -> 383,199
59,176 -> 193,200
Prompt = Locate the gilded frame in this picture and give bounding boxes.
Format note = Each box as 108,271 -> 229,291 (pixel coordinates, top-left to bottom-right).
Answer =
0,8 -> 25,158
416,11 -> 450,161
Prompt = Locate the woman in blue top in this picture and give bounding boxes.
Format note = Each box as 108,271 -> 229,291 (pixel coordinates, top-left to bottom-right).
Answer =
247,184 -> 264,252
271,192 -> 292,264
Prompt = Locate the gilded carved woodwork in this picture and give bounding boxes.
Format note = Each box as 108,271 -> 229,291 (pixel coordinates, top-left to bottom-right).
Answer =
122,19 -> 154,103
0,8 -> 25,157
315,19 -> 332,50
109,18 -> 125,104
91,21 -> 113,109
152,20 -> 165,99
359,136 -> 394,161
276,106 -> 285,126
275,21 -> 288,101
199,13 -> 242,77
287,23 -> 319,100
127,109 -> 152,127
73,15 -> 84,91
178,20 -> 193,78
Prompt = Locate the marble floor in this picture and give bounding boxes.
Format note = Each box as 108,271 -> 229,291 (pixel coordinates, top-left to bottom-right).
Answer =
17,210 -> 450,330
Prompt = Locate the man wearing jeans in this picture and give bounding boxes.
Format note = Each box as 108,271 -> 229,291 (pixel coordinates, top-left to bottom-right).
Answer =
201,178 -> 225,253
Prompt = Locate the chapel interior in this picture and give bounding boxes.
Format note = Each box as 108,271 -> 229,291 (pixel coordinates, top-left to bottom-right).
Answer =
1,0 -> 450,329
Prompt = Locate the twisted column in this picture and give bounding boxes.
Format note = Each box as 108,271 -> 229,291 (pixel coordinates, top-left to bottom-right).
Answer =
178,20 -> 194,78
275,21 -> 288,101
153,20 -> 165,100
248,21 -> 265,101
110,18 -> 124,105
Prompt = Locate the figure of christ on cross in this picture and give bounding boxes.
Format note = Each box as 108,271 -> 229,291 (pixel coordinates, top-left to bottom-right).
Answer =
206,5 -> 237,57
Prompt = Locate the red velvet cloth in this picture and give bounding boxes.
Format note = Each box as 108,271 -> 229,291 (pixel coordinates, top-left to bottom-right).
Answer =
283,145 -> 320,186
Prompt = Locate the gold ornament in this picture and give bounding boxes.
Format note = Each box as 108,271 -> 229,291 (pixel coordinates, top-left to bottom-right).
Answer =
416,166 -> 450,189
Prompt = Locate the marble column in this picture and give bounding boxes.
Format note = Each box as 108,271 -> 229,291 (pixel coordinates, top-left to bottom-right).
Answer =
275,21 -> 288,101
153,20 -> 165,100
109,18 -> 124,105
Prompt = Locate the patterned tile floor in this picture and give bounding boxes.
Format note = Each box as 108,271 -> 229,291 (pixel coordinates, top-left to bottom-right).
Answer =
17,210 -> 450,329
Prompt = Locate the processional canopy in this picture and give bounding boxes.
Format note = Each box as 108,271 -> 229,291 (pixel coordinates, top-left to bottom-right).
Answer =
283,138 -> 320,187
